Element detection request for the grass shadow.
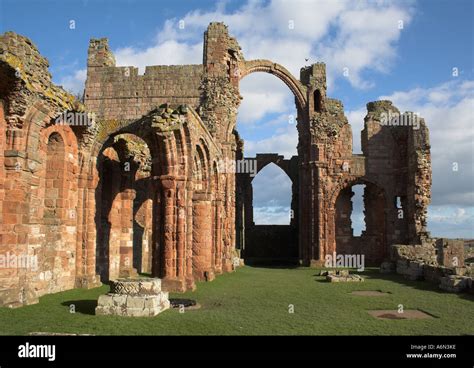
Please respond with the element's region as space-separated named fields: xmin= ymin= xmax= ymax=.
xmin=357 ymin=269 xmax=474 ymax=302
xmin=244 ymin=259 xmax=299 ymax=269
xmin=62 ymin=300 xmax=97 ymax=315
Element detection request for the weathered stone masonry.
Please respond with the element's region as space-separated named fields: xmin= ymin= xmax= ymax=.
xmin=0 ymin=22 xmax=442 ymax=307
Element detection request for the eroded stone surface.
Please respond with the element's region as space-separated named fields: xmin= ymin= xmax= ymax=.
xmin=95 ymin=278 xmax=170 ymax=317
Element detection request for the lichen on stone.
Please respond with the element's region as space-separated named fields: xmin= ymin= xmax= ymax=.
xmin=199 ymin=75 xmax=241 ymax=134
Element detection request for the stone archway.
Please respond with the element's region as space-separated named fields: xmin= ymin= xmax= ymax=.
xmin=243 ymin=162 xmax=298 ymax=264
xmin=81 ymin=109 xmax=178 ymax=285
xmin=94 ymin=134 xmax=153 ymax=281
xmin=232 ymin=62 xmax=304 ymax=265
xmin=239 ymin=60 xmax=307 ymax=112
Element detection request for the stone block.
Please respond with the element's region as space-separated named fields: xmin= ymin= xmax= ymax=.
xmin=439 ymin=275 xmax=471 ymax=293
xmin=95 ymin=278 xmax=169 ymax=317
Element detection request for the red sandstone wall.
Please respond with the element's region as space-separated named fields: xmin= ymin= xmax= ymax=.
xmin=85 ymin=42 xmax=203 ymax=121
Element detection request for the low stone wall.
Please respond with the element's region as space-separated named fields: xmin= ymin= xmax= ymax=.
xmin=439 ymin=275 xmax=473 ymax=293
xmin=392 ymin=238 xmax=465 ymax=267
xmin=389 ymin=242 xmax=473 ymax=294
xmin=465 ymin=240 xmax=474 ymax=263
xmin=391 ymin=243 xmax=437 ymax=265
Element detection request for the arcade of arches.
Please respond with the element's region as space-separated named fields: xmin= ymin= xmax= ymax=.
xmin=0 ymin=23 xmax=433 ymax=307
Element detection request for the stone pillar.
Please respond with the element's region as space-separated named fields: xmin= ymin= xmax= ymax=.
xmin=75 ymin=172 xmax=101 ymax=289
xmin=221 ymin=171 xmax=234 ymax=273
xmin=140 ymin=197 xmax=153 ymax=274
xmin=185 ymin=181 xmax=196 ymax=290
xmin=213 ymin=197 xmax=223 ymax=274
xmin=119 ymin=189 xmax=137 ymax=278
xmin=86 ymin=172 xmax=101 ymax=286
xmin=298 ymin=161 xmax=308 ymax=265
xmin=299 ymin=159 xmax=320 ymax=266
xmin=158 ymin=176 xmax=189 ymax=292
xmin=161 ymin=178 xmax=176 ymax=279
xmin=175 ymin=180 xmax=186 ymax=281
xmin=108 ymin=178 xmax=122 ymax=280
xmin=151 ymin=178 xmax=162 ymax=279
xmin=192 ymin=191 xmax=213 ymax=281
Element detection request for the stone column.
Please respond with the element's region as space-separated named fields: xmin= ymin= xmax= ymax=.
xmin=299 ymin=160 xmax=315 ymax=266
xmin=192 ymin=191 xmax=213 ymax=281
xmin=87 ymin=173 xmax=101 ymax=283
xmin=213 ymin=197 xmax=223 ymax=274
xmin=175 ymin=180 xmax=186 ymax=281
xmin=108 ymin=176 xmax=122 ymax=280
xmin=140 ymin=196 xmax=153 ymax=274
xmin=315 ymin=162 xmax=326 ymax=266
xmin=161 ymin=177 xmax=176 ymax=280
xmin=185 ymin=180 xmax=196 ymax=290
xmin=74 ymin=174 xmax=85 ymax=284
xmin=151 ymin=177 xmax=162 ymax=278
xmin=119 ymin=189 xmax=137 ymax=278
xmin=75 ymin=172 xmax=101 ymax=288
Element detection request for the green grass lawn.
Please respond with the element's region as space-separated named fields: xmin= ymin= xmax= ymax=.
xmin=1 ymin=266 xmax=473 ymax=335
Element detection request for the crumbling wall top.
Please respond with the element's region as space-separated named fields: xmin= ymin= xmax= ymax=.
xmin=366 ymin=100 xmax=400 ymax=121
xmin=300 ymin=62 xmax=326 ymax=89
xmin=87 ymin=37 xmax=116 ymax=68
xmin=0 ymin=31 xmax=80 ymax=127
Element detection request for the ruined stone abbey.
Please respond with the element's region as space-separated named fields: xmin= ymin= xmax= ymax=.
xmin=0 ymin=22 xmax=445 ymax=307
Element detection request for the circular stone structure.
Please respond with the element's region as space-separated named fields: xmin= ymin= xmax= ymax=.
xmin=95 ymin=278 xmax=170 ymax=317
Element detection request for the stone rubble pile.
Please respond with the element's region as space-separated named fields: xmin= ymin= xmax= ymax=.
xmin=322 ymin=269 xmax=365 ymax=282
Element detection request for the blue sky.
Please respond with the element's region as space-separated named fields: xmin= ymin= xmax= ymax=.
xmin=1 ymin=0 xmax=473 ymax=237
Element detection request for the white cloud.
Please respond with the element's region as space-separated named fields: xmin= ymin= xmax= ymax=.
xmin=58 ymin=69 xmax=86 ymax=96
xmin=252 ymin=162 xmax=292 ymax=224
xmin=115 ymin=41 xmax=203 ymax=74
xmin=319 ymin=5 xmax=411 ymax=89
xmin=245 ymin=124 xmax=298 ymax=158
xmin=110 ymin=0 xmax=412 ymax=89
xmin=238 ymin=73 xmax=294 ymax=124
xmin=428 ymin=205 xmax=474 ymax=238
xmin=253 ymin=206 xmax=291 ymax=225
xmin=429 ymin=207 xmax=470 ymax=224
xmin=345 ymin=107 xmax=366 ymax=153
xmin=379 ymin=79 xmax=474 ymax=208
